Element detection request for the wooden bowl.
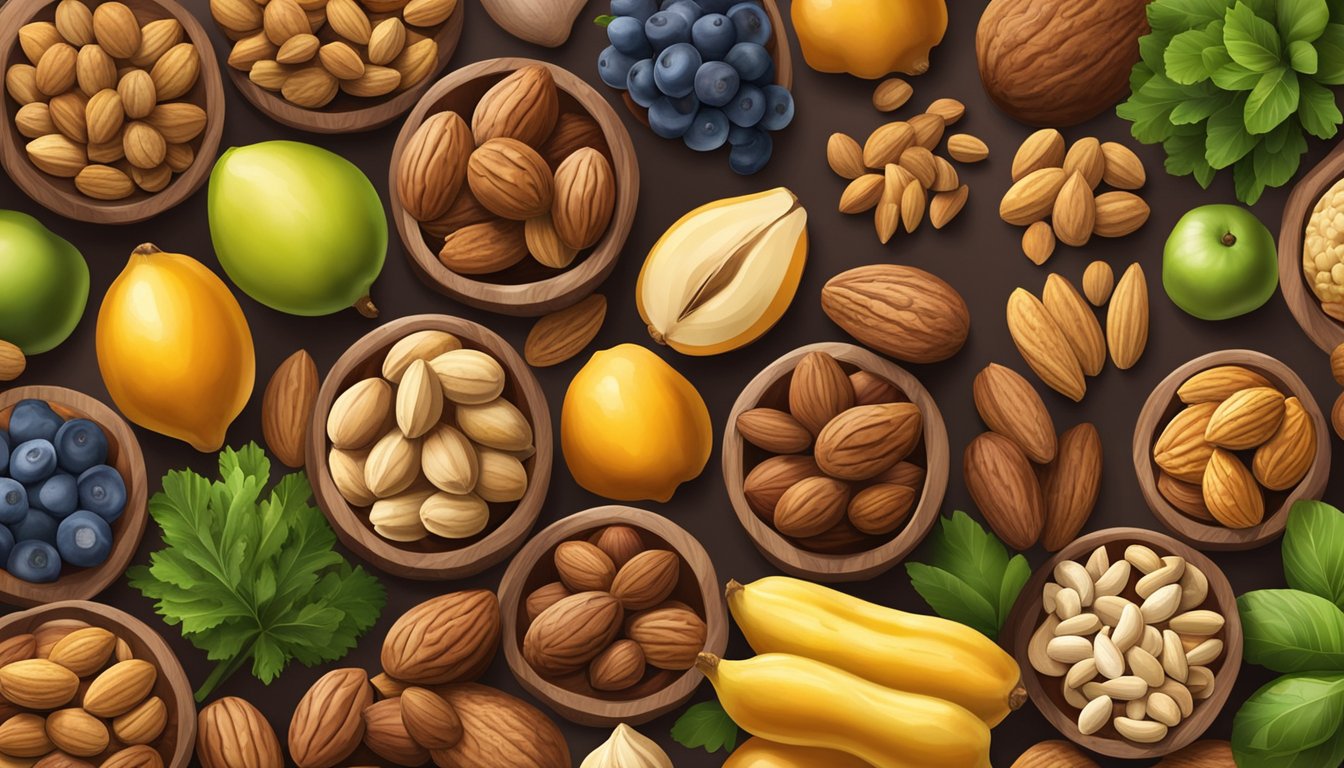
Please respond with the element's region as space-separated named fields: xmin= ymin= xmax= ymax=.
xmin=222 ymin=0 xmax=463 ymax=133
xmin=391 ymin=57 xmax=638 ymax=317
xmin=497 ymin=505 xmax=728 ymax=727
xmin=0 ymin=386 xmax=148 ymax=607
xmin=306 ymin=314 xmax=551 ymax=581
xmin=0 ymin=0 xmax=225 ymax=224
xmin=1279 ymin=139 xmax=1344 ymax=352
xmin=617 ymin=0 xmax=795 ymax=127
xmin=1004 ymin=528 xmax=1242 ymax=760
xmin=0 ymin=600 xmax=196 ymax=767
xmin=1132 ymin=349 xmax=1329 ymax=550
xmin=722 ymin=342 xmax=949 ymax=583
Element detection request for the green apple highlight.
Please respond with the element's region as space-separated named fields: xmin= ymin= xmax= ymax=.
xmin=0 ymin=210 xmax=89 ymax=355
xmin=1162 ymin=204 xmax=1278 ymax=321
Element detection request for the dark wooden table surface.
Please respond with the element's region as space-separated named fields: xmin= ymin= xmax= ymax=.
xmin=2 ymin=1 xmax=1338 ymax=765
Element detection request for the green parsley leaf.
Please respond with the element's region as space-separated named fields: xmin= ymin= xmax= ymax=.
xmin=904 ymin=511 xmax=1029 ymax=640
xmin=1166 ymin=23 xmax=1225 ymax=83
xmin=1226 ymin=1 xmax=1284 ymax=71
xmin=128 ymin=443 xmax=385 ymax=702
xmin=671 ymin=700 xmax=739 ymax=753
xmin=1277 ymin=0 xmax=1330 ymax=43
xmin=1164 ymin=123 xmax=1217 ymax=186
xmin=1244 ymin=66 xmax=1300 ymax=133
xmin=594 ymin=14 xmax=616 ymax=26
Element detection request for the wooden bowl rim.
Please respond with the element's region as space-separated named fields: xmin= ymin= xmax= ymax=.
xmin=1131 ymin=349 xmax=1330 ymax=550
xmin=0 ymin=385 xmax=148 ymax=607
xmin=223 ymin=0 xmax=464 ymax=134
xmin=391 ymin=56 xmax=639 ymax=317
xmin=1004 ymin=527 xmax=1243 ymax=759
xmin=721 ymin=342 xmax=949 ymax=582
xmin=305 ymin=313 xmax=552 ymax=580
xmin=1278 ymin=138 xmax=1344 ymax=353
xmin=497 ymin=505 xmax=728 ymax=726
xmin=0 ymin=599 xmax=196 ymax=767
xmin=0 ymin=0 xmax=226 ymax=225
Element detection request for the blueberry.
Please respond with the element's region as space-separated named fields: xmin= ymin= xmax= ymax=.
xmin=611 ymin=0 xmax=658 ymax=21
xmin=760 ymin=84 xmax=794 ymax=130
xmin=31 ymin=473 xmax=77 ymax=518
xmin=0 ymin=479 xmax=26 ymax=525
xmin=728 ymin=124 xmax=756 ymax=145
xmin=697 ymin=0 xmax=734 ymax=11
xmin=10 ymin=509 xmax=57 ymax=545
xmin=729 ymin=127 xmax=773 ymax=174
xmin=53 ymin=418 xmax=109 ymax=475
xmin=627 ymin=58 xmax=659 ymax=107
xmin=648 ymin=94 xmax=699 ymax=138
xmin=727 ymin=2 xmax=771 ymax=45
xmin=7 ymin=540 xmax=61 ymax=583
xmin=724 ymin=82 xmax=766 ymax=127
xmin=57 ymin=511 xmax=112 ymax=569
xmin=8 ymin=400 xmax=63 ymax=444
xmin=9 ymin=439 xmax=57 ymax=484
xmin=751 ymin=57 xmax=776 ymax=85
xmin=0 ymin=526 xmax=12 ymax=568
xmin=598 ymin=45 xmax=638 ymax=90
xmin=694 ymin=60 xmax=740 ymax=107
xmin=691 ymin=14 xmax=736 ymax=60
xmin=654 ymin=43 xmax=701 ymax=98
xmin=661 ymin=0 xmax=702 ymax=25
xmin=644 ymin=11 xmax=691 ymax=50
xmin=78 ymin=465 xmax=127 ymax=523
xmin=0 ymin=430 xmax=9 ymax=475
xmin=684 ymin=107 xmax=730 ymax=151
xmin=607 ymin=15 xmax=652 ymax=58
xmin=724 ymin=42 xmax=771 ymax=82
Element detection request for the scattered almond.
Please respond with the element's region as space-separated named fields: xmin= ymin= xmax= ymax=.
xmin=872 ymin=78 xmax=912 ymax=112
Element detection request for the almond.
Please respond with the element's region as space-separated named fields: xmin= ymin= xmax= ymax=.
xmin=265 ymin=0 xmax=312 ymax=43
xmin=363 ymin=698 xmax=429 ymax=767
xmin=55 ymin=0 xmax=94 ymax=45
xmin=211 ymin=0 xmax=264 ymax=36
xmin=1022 ymin=220 xmax=1056 ymax=265
xmin=74 ymin=163 xmax=134 ymax=200
xmin=439 ymin=219 xmax=528 ymax=275
xmin=85 ymin=88 xmax=124 ymax=145
xmin=383 ymin=329 xmax=461 ymax=382
xmin=523 ymin=213 xmax=578 ymax=269
xmin=1042 ymin=274 xmax=1105 ymax=376
xmin=340 ymin=65 xmax=401 ymax=97
xmin=1154 ymin=403 xmax=1218 ymax=483
xmin=908 ymin=112 xmax=945 ymax=149
xmin=131 ymin=163 xmax=171 ymax=193
xmin=736 ymin=408 xmax=812 ymax=454
xmin=849 ymin=370 xmax=904 ymax=405
xmin=316 ymin=40 xmax=364 ymax=80
xmin=20 ymin=22 xmax=64 ymax=64
xmin=34 ymin=620 xmax=88 ymax=658
xmin=47 ymin=707 xmax=108 ymax=757
xmin=554 ymin=540 xmax=616 ymax=592
xmin=288 ymin=668 xmax=371 ymax=768
xmin=367 ymin=17 xmax=406 ymax=65
xmin=6 ymin=63 xmax=44 ymax=106
xmin=1093 ymin=191 xmax=1151 ymax=237
xmin=821 ymin=264 xmax=970 ymax=364
xmin=964 ymin=431 xmax=1044 ymax=550
xmin=787 ymin=351 xmax=854 ymax=435
xmin=925 ymin=97 xmax=964 ymax=125
xmin=27 ymin=133 xmax=86 ymax=178
xmin=930 ymin=185 xmax=969 ymax=229
xmin=327 ymin=377 xmax=392 ymax=450
xmin=874 ymin=174 xmax=901 ymax=243
xmin=454 ymin=398 xmax=532 ymax=451
xmin=149 ymin=43 xmax=199 ymax=100
xmin=472 ymin=64 xmax=559 ymax=147
xmin=947 ymin=133 xmax=989 ymax=163
xmin=1107 ymin=263 xmax=1149 ymax=370
xmin=794 ymin=519 xmax=871 ymax=553
xmin=540 ymin=112 xmax=607 ymax=170
xmin=0 ymin=341 xmax=25 ymax=382
xmin=815 ymin=403 xmax=922 ymax=480
xmin=1001 ymin=167 xmax=1067 ymax=226
xmin=419 ymin=491 xmax=489 ymax=539
xmin=0 ymin=713 xmax=52 ymax=758
xmin=132 ymin=18 xmax=184 ymax=67
xmin=1204 ymin=387 xmax=1286 ymax=449
xmin=900 ymin=181 xmax=926 ymax=233
xmin=524 ymin=591 xmax=623 ymax=676
xmin=610 ymin=549 xmax=680 ymax=610
xmin=403 ymin=0 xmax=458 ymax=26
xmin=381 ymin=591 xmax=500 ymax=684
xmin=588 ymin=639 xmax=646 ymax=692
xmin=475 ymin=447 xmax=527 ymax=502
xmin=627 ymin=606 xmax=707 ymax=671
xmin=47 ymin=627 xmax=115 ymax=677
xmin=742 ymin=455 xmax=821 ymax=524
xmin=863 ymin=121 xmax=915 ymax=168
xmin=1012 ymin=740 xmax=1099 ymax=768
xmin=275 ymin=32 xmax=319 ymax=64
xmin=468 ymin=138 xmax=554 ymax=221
xmin=282 ymin=67 xmax=338 ymax=108
xmin=399 ymin=687 xmax=463 ymax=750
xmin=49 ymin=90 xmax=89 ymax=143
xmin=590 ymin=525 xmax=644 ymax=568
xmin=1082 ymin=261 xmax=1114 ymax=306
xmin=397 ymin=111 xmax=473 ymax=222
xmin=391 ymin=37 xmax=437 ymax=90
xmin=871 ymin=78 xmax=912 ymax=112
xmin=839 ymin=173 xmax=884 ymax=214
xmin=524 ymin=294 xmax=606 ymax=367
xmin=1040 ymin=423 xmax=1102 ymax=551
xmin=395 ymin=359 xmax=444 ymax=439
xmin=1158 ymin=741 xmax=1234 ymax=767
xmin=0 ymin=658 xmax=79 ymax=709
xmin=76 ymin=44 xmax=117 ymax=97
xmin=1252 ymin=396 xmax=1315 ymax=490
xmin=1203 ymin=448 xmax=1264 ymax=528
xmin=898 ymin=146 xmax=937 ymax=188
xmin=1178 ymin=365 xmax=1273 ymax=404
xmin=364 ymin=429 xmax=421 ymax=498
xmin=1101 ymin=142 xmax=1146 ymax=189
xmin=552 ymin=147 xmax=616 ymax=249
xmin=826 ymin=132 xmax=866 ymax=179
xmin=35 ymin=42 xmax=77 ymax=96
xmin=1053 ymin=172 xmax=1095 ymax=247
xmin=123 ymin=120 xmax=166 ymax=169
xmin=101 ymin=745 xmax=165 ymax=768
xmin=261 ymin=349 xmax=318 ymax=468
xmin=1063 ymin=138 xmax=1106 ymax=188
xmin=1012 ymin=129 xmax=1066 ymax=181
xmin=113 ymin=696 xmax=167 ymax=745
xmin=973 ymin=362 xmax=1056 ymax=463
xmin=877 ymin=461 xmax=925 ymax=488
xmin=847 ymin=483 xmax=916 ymax=535
xmin=1007 ymin=288 xmax=1086 ymax=402
xmin=429 ymin=348 xmax=505 ymax=404
xmin=15 ymin=102 xmax=56 ymax=139
xmin=1158 ymin=472 xmax=1215 ymax=522
xmin=773 ymin=476 xmax=850 ymax=537
xmin=82 ymin=659 xmax=155 ymax=717
xmin=117 ymin=70 xmax=156 ymax=119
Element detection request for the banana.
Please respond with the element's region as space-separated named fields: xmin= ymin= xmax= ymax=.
xmin=698 ymin=653 xmax=992 ymax=768
xmin=723 ymin=737 xmax=874 ymax=768
xmin=726 ymin=576 xmax=1025 ymax=726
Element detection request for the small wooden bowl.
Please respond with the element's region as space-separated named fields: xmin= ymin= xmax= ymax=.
xmin=1279 ymin=139 xmax=1344 ymax=352
xmin=1132 ymin=349 xmax=1330 ymax=550
xmin=0 ymin=0 xmax=225 ymax=224
xmin=617 ymin=0 xmax=795 ymax=127
xmin=0 ymin=600 xmax=196 ymax=767
xmin=497 ymin=505 xmax=728 ymax=727
xmin=722 ymin=342 xmax=949 ymax=583
xmin=1004 ymin=528 xmax=1242 ymax=760
xmin=391 ymin=57 xmax=638 ymax=317
xmin=307 ymin=314 xmax=551 ymax=581
xmin=223 ymin=0 xmax=463 ymax=133
xmin=0 ymin=386 xmax=148 ymax=608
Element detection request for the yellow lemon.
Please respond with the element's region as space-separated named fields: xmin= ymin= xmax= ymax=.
xmin=561 ymin=344 xmax=711 ymax=502
xmin=96 ymin=243 xmax=255 ymax=452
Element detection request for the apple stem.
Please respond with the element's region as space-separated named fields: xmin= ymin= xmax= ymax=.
xmin=354 ymin=295 xmax=379 ymax=318
xmin=1222 ymin=233 xmax=1237 ymax=247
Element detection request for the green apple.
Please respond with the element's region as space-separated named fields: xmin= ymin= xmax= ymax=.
xmin=208 ymin=141 xmax=387 ymax=317
xmin=1162 ymin=204 xmax=1278 ymax=321
xmin=0 ymin=210 xmax=89 ymax=354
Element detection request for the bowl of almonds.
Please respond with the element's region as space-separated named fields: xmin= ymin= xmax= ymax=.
xmin=0 ymin=0 xmax=224 ymax=224
xmin=0 ymin=599 xmax=195 ymax=767
xmin=722 ymin=342 xmax=949 ymax=583
xmin=497 ymin=505 xmax=728 ymax=727
xmin=306 ymin=313 xmax=552 ymax=580
xmin=1133 ymin=349 xmax=1329 ymax=550
xmin=212 ymin=0 xmax=462 ymax=132
xmin=390 ymin=57 xmax=638 ymax=316
xmin=1007 ymin=528 xmax=1242 ymax=759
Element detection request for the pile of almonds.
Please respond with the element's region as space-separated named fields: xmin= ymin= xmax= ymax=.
xmin=396 ymin=65 xmax=617 ymax=278
xmin=325 ymin=328 xmax=533 ymax=545
xmin=966 ymin=363 xmax=1101 ymax=552
xmin=0 ymin=619 xmax=171 ymax=766
xmin=827 ymin=95 xmax=983 ymax=240
xmin=215 ymin=0 xmax=450 ymax=107
xmin=523 ymin=525 xmax=708 ymax=693
xmin=1153 ymin=365 xmax=1317 ymax=528
xmin=1028 ymin=544 xmax=1226 ymax=745
xmin=1007 ymin=264 xmax=1149 ymax=402
xmin=9 ymin=0 xmax=208 ymax=200
xmin=740 ymin=351 xmax=926 ymax=552
xmin=1001 ymin=129 xmax=1150 ymax=264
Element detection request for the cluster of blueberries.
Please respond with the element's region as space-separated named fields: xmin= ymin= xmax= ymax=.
xmin=0 ymin=400 xmax=126 ymax=583
xmin=598 ymin=0 xmax=795 ymax=174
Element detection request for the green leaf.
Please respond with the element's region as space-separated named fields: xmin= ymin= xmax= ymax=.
xmin=1118 ymin=73 xmax=1187 ymax=143
xmin=998 ymin=555 xmax=1031 ymax=624
xmin=1226 ymin=1 xmax=1285 ymax=71
xmin=1166 ymin=23 xmax=1226 ymax=83
xmin=1170 ymin=81 xmax=1233 ymax=123
xmin=1252 ymin=124 xmax=1308 ymax=186
xmin=904 ymin=511 xmax=1028 ymax=639
xmin=1284 ymin=500 xmax=1344 ymax=607
xmin=1299 ymin=78 xmax=1344 ymax=137
xmin=1316 ymin=24 xmax=1344 ymax=83
xmin=1234 ymin=155 xmax=1268 ymax=203
xmin=1290 ymin=39 xmax=1321 ymax=72
xmin=1149 ymin=0 xmax=1236 ymax=34
xmin=671 ymin=701 xmax=739 ymax=754
xmin=1213 ymin=59 xmax=1265 ymax=89
xmin=1164 ymin=124 xmax=1218 ymax=185
xmin=1239 ymin=590 xmax=1344 ymax=672
xmin=1277 ymin=0 xmax=1330 ymax=42
xmin=907 ymin=564 xmax=1000 ymax=638
xmin=1245 ymin=66 xmax=1300 ymax=133
xmin=594 ymin=14 xmax=616 ymax=26
xmin=1207 ymin=96 xmax=1259 ymax=166
xmin=1232 ymin=672 xmax=1344 ymax=763
xmin=1140 ymin=30 xmax=1174 ymax=74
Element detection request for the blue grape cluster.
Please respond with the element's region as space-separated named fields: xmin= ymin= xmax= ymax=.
xmin=598 ymin=0 xmax=795 ymax=175
xmin=0 ymin=399 xmax=123 ymax=583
